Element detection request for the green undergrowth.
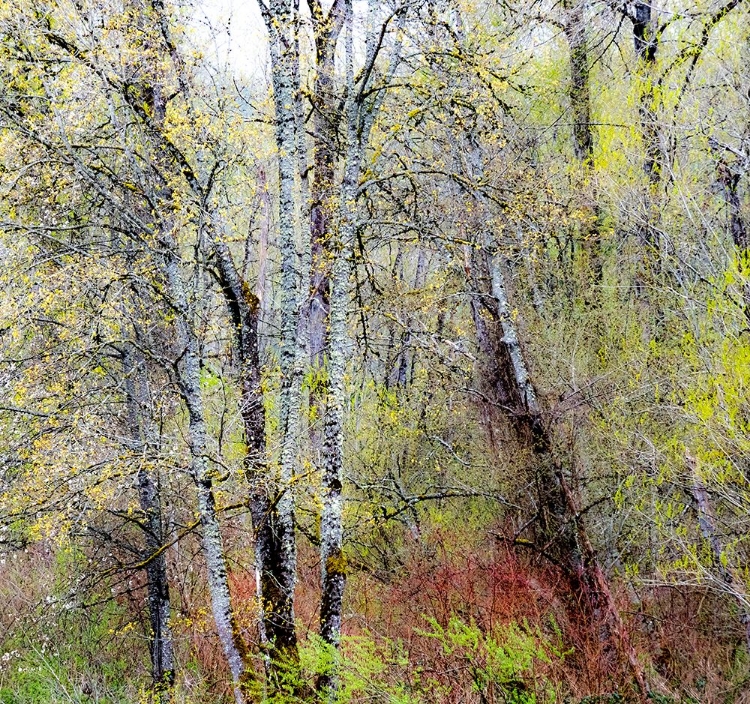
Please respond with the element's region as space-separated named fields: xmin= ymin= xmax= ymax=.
xmin=252 ymin=615 xmax=568 ymax=704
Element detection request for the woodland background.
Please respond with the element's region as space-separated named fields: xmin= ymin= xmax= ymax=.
xmin=0 ymin=0 xmax=749 ymax=702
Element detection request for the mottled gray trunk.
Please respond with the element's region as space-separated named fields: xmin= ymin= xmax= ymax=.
xmin=255 ymin=167 xmax=271 ymax=317
xmin=317 ymin=2 xmax=406 ymax=677
xmin=308 ymin=0 xmax=345 ymax=363
xmin=292 ymin=4 xmax=314 ymax=470
xmin=294 ymin=14 xmax=312 ymax=319
xmin=467 ymin=248 xmax=520 ymax=432
xmin=163 ymin=248 xmax=248 ymax=704
xmin=123 ymin=345 xmax=175 ymax=700
xmin=140 ymin=21 xmax=249 ymax=691
xmin=308 ymin=0 xmax=346 ymax=470
xmin=317 ymin=2 xmax=357 ymax=694
xmin=263 ymin=0 xmax=304 ymax=667
xmin=43 ymin=1 xmax=249 ymax=694
xmin=108 ymin=75 xmax=175 ymax=699
xmin=139 ymin=468 xmax=174 ymax=701
xmin=487 ymin=254 xmax=581 ymax=559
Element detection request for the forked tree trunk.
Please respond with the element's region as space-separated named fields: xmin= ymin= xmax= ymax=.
xmin=144 ymin=39 xmax=249 ymax=699
xmin=99 ymin=33 xmax=247 ymax=693
xmin=209 ymin=223 xmax=298 ymax=668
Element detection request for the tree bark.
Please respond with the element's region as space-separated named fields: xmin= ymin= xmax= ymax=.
xmin=563 ymin=0 xmax=602 ymax=286
xmin=564 ymin=0 xmax=593 ymax=163
xmin=318 ymin=3 xmax=356 ymax=693
xmin=255 ymin=167 xmax=271 ymax=317
xmin=307 ymin=0 xmax=347 ymax=476
xmin=209 ymin=221 xmax=299 ymax=669
xmin=308 ymin=0 xmax=346 ymax=372
xmin=633 ymin=2 xmax=661 ymax=189
xmin=259 ymin=0 xmax=306 ymax=672
xmin=163 ymin=247 xmax=249 ymax=704
xmin=123 ymin=343 xmax=175 ymax=701
xmin=485 ymin=253 xmax=648 ymax=697
xmin=92 ymin=26 xmax=249 ymax=693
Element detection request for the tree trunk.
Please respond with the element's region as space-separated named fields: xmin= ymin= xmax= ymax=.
xmin=317 ymin=2 xmax=361 ymax=695
xmin=563 ymin=0 xmax=602 ymax=286
xmin=624 ymin=1 xmax=664 ymax=300
xmin=123 ymin=344 xmax=175 ymax=701
xmin=462 ymin=113 xmax=647 ymax=690
xmin=163 ymin=247 xmax=249 ymax=704
xmin=564 ymin=0 xmax=592 ymax=163
xmin=97 ymin=29 xmax=247 ymax=693
xmin=209 ymin=221 xmax=300 ymax=670
xmin=484 ymin=252 xmax=648 ymax=697
xmin=259 ymin=0 xmax=306 ymax=674
xmin=714 ymin=154 xmax=750 ymax=318
xmin=255 ymin=167 xmax=271 ymax=317
xmin=308 ymin=0 xmax=345 ymax=368
xmin=308 ymin=0 xmax=347 ymax=463
xmin=633 ymin=1 xmax=660 ymax=189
